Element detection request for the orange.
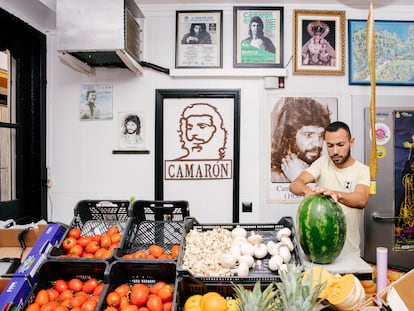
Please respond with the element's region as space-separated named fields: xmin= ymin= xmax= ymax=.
xmin=200 ymin=292 xmax=227 ymax=311
xmin=183 ymin=294 xmax=202 ymax=311
xmin=184 ymin=307 xmax=202 ymax=311
xmin=227 ymin=299 xmax=240 ymax=311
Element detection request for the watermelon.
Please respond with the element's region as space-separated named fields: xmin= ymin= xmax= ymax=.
xmin=296 ymin=194 xmax=346 ymax=264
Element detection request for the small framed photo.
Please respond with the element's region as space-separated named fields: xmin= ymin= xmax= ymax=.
xmin=293 ymin=10 xmax=345 ymax=75
xmin=175 ymin=10 xmax=223 ymax=68
xmin=117 ymin=111 xmax=146 ymax=150
xmin=233 ymin=6 xmax=284 ymax=68
xmin=349 ymin=19 xmax=414 ymax=86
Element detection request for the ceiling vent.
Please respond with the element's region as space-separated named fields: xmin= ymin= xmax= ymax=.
xmin=56 ymin=0 xmax=144 ymax=74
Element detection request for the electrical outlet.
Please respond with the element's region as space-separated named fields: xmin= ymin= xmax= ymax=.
xmin=242 ymin=201 xmax=253 ymax=213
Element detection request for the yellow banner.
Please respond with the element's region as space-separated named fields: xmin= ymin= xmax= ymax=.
xmin=367 ymin=0 xmax=377 ymax=194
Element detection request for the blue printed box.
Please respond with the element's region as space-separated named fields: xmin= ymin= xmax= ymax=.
xmin=0 ymin=276 xmax=32 ymax=311
xmin=14 ymin=223 xmax=66 ymax=283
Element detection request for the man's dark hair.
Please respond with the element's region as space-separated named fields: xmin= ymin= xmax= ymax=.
xmin=190 ymin=23 xmax=207 ymax=34
xmin=123 ymin=114 xmax=141 ymax=135
xmin=271 ymin=97 xmax=331 ymax=169
xmin=326 ymin=121 xmax=351 ymax=139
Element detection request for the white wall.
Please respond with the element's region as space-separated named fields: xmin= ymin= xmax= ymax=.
xmin=3 ymin=1 xmax=414 ymax=225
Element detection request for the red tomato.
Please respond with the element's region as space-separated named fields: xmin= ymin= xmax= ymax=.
xmin=39 ymin=301 xmax=59 ymax=311
xmin=106 ymin=226 xmax=120 ymax=236
xmin=81 ymin=277 xmax=98 ymax=294
xmin=170 ymin=244 xmax=180 ymax=258
xmin=162 ymin=301 xmax=172 ymax=311
xmin=130 ymin=284 xmax=150 ymax=307
xmin=68 ymin=228 xmax=81 ymax=239
xmin=92 ymin=283 xmax=105 ymax=296
xmin=157 ymin=286 xmax=173 ymax=303
xmin=111 ymin=233 xmax=122 ymax=244
xmin=92 ymin=234 xmax=102 ymax=242
xmin=85 ymin=241 xmax=100 ymax=254
xmin=149 ymin=281 xmax=166 ymax=295
xmin=25 ymin=303 xmax=40 ymax=311
xmin=70 ymin=294 xmax=88 ymax=308
xmin=138 ymin=308 xmax=150 ymax=311
xmin=46 ymin=288 xmax=59 ymax=302
xmin=62 ymin=237 xmax=77 ymax=251
xmin=106 ymin=292 xmax=121 ymax=307
xmin=100 ymin=234 xmax=112 ymax=249
xmin=59 ymin=289 xmax=74 ymax=302
xmin=114 ymin=284 xmax=131 ymax=297
xmin=103 ymin=307 xmax=118 ymax=311
xmin=77 ymin=236 xmax=93 ymax=248
xmin=68 ymin=278 xmax=84 ymax=292
xmin=81 ymin=299 xmax=97 ymax=311
xmin=133 ymin=250 xmax=147 ymax=259
xmin=69 ymin=244 xmax=84 ymax=257
xmin=148 ymin=245 xmax=164 ymax=258
xmin=54 ymin=279 xmax=68 ymax=293
xmin=123 ymin=306 xmax=139 ymax=311
xmin=119 ymin=296 xmax=130 ymax=309
xmin=54 ymin=305 xmax=69 ymax=311
xmin=34 ymin=289 xmax=49 ymax=305
xmin=146 ymin=295 xmax=163 ymax=311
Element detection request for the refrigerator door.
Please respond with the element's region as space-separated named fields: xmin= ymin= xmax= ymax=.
xmin=363 ymin=107 xmax=414 ymax=271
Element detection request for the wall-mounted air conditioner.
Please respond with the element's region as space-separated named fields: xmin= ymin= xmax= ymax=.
xmin=56 ymin=0 xmax=144 ymax=74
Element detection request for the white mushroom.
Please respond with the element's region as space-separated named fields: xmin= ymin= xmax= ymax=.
xmin=266 ymin=240 xmax=281 ymax=256
xmin=240 ymin=242 xmax=255 ymax=256
xmin=279 ymin=245 xmax=292 ymax=263
xmin=238 ymin=254 xmax=255 ymax=268
xmin=253 ymin=243 xmax=268 ymax=259
xmin=268 ymin=255 xmax=284 ymax=271
xmin=281 ymin=236 xmax=294 ymax=252
xmin=232 ymin=226 xmax=247 ymax=239
xmin=276 ymin=227 xmax=292 ymax=241
xmin=247 ymin=231 xmax=263 ymax=245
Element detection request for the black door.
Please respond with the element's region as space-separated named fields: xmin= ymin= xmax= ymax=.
xmin=0 ymin=8 xmax=47 ymax=223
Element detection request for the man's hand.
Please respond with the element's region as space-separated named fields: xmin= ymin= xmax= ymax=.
xmin=281 ymin=153 xmax=309 ymax=181
xmin=312 ymin=186 xmax=339 ymax=203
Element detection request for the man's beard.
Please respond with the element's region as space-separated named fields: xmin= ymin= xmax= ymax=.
xmin=296 ymin=147 xmax=322 ymax=165
xmin=331 ymin=149 xmax=351 ymax=165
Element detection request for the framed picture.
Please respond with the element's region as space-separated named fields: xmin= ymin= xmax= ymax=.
xmin=79 ymin=84 xmax=113 ymax=120
xmin=117 ymin=111 xmax=146 ymax=150
xmin=175 ymin=10 xmax=223 ymax=68
xmin=233 ymin=6 xmax=284 ymax=68
xmin=155 ymin=89 xmax=240 ymax=222
xmin=267 ymin=95 xmax=338 ymax=202
xmin=293 ymin=10 xmax=345 ymax=75
xmin=349 ymin=19 xmax=414 ymax=86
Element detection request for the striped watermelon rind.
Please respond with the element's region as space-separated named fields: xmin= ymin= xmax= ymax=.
xmin=297 ymin=194 xmax=346 ymax=264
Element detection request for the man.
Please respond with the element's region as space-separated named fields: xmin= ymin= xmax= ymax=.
xmin=289 ymin=121 xmax=371 ymax=257
xmin=181 ymin=23 xmax=212 ymax=44
xmin=119 ymin=114 xmax=143 ymax=148
xmin=271 ymin=97 xmax=331 ymax=182
xmin=176 ymin=103 xmax=227 ymax=160
xmin=242 ymin=16 xmax=275 ymax=54
xmin=80 ymin=89 xmax=100 ymax=120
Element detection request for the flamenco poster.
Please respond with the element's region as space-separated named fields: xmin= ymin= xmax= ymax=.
xmin=394 ymin=110 xmax=414 ymax=251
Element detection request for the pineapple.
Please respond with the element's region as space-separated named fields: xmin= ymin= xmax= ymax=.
xmin=233 ymin=281 xmax=277 ymax=311
xmin=274 ymin=263 xmax=327 ymax=311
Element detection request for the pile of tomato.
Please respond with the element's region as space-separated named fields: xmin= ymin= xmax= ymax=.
xmin=121 ymin=244 xmax=180 ymax=260
xmin=25 ymin=277 xmax=104 ymax=311
xmin=60 ymin=226 xmax=122 ymax=258
xmin=103 ymin=281 xmax=174 ymax=311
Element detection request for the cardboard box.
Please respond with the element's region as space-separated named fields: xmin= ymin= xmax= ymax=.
xmin=379 ymin=268 xmax=414 ymax=311
xmin=0 ymin=276 xmax=32 ymax=311
xmin=0 ymin=224 xmax=47 ymax=293
xmin=14 ymin=223 xmax=66 ymax=283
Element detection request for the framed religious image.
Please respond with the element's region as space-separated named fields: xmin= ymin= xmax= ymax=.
xmin=175 ymin=10 xmax=223 ymax=68
xmin=349 ymin=19 xmax=414 ymax=86
xmin=117 ymin=111 xmax=146 ymax=150
xmin=293 ymin=10 xmax=345 ymax=75
xmin=267 ymin=95 xmax=338 ymax=203
xmin=233 ymin=6 xmax=284 ymax=68
xmin=155 ymin=89 xmax=240 ymax=223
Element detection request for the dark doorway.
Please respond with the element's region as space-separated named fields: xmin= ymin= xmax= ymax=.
xmin=0 ymin=8 xmax=47 ymax=223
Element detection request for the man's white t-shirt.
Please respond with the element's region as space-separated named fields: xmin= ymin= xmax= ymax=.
xmin=305 ymin=156 xmax=370 ymax=257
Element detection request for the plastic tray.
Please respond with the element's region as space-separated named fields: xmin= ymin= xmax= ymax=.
xmin=177 ymin=216 xmax=302 ymax=283
xmin=97 ymin=260 xmax=177 ymax=311
xmin=115 ymin=200 xmax=189 ymax=260
xmin=21 ymin=259 xmax=108 ymax=308
xmin=48 ymin=200 xmax=130 ymax=261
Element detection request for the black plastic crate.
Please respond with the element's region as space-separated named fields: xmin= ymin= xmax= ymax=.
xmin=177 ymin=216 xmax=302 ymax=283
xmin=21 ymin=259 xmax=108 ymax=309
xmin=173 ymin=276 xmax=275 ymax=311
xmin=48 ymin=200 xmax=130 ymax=261
xmin=97 ymin=260 xmax=177 ymax=311
xmin=115 ymin=200 xmax=189 ymax=260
